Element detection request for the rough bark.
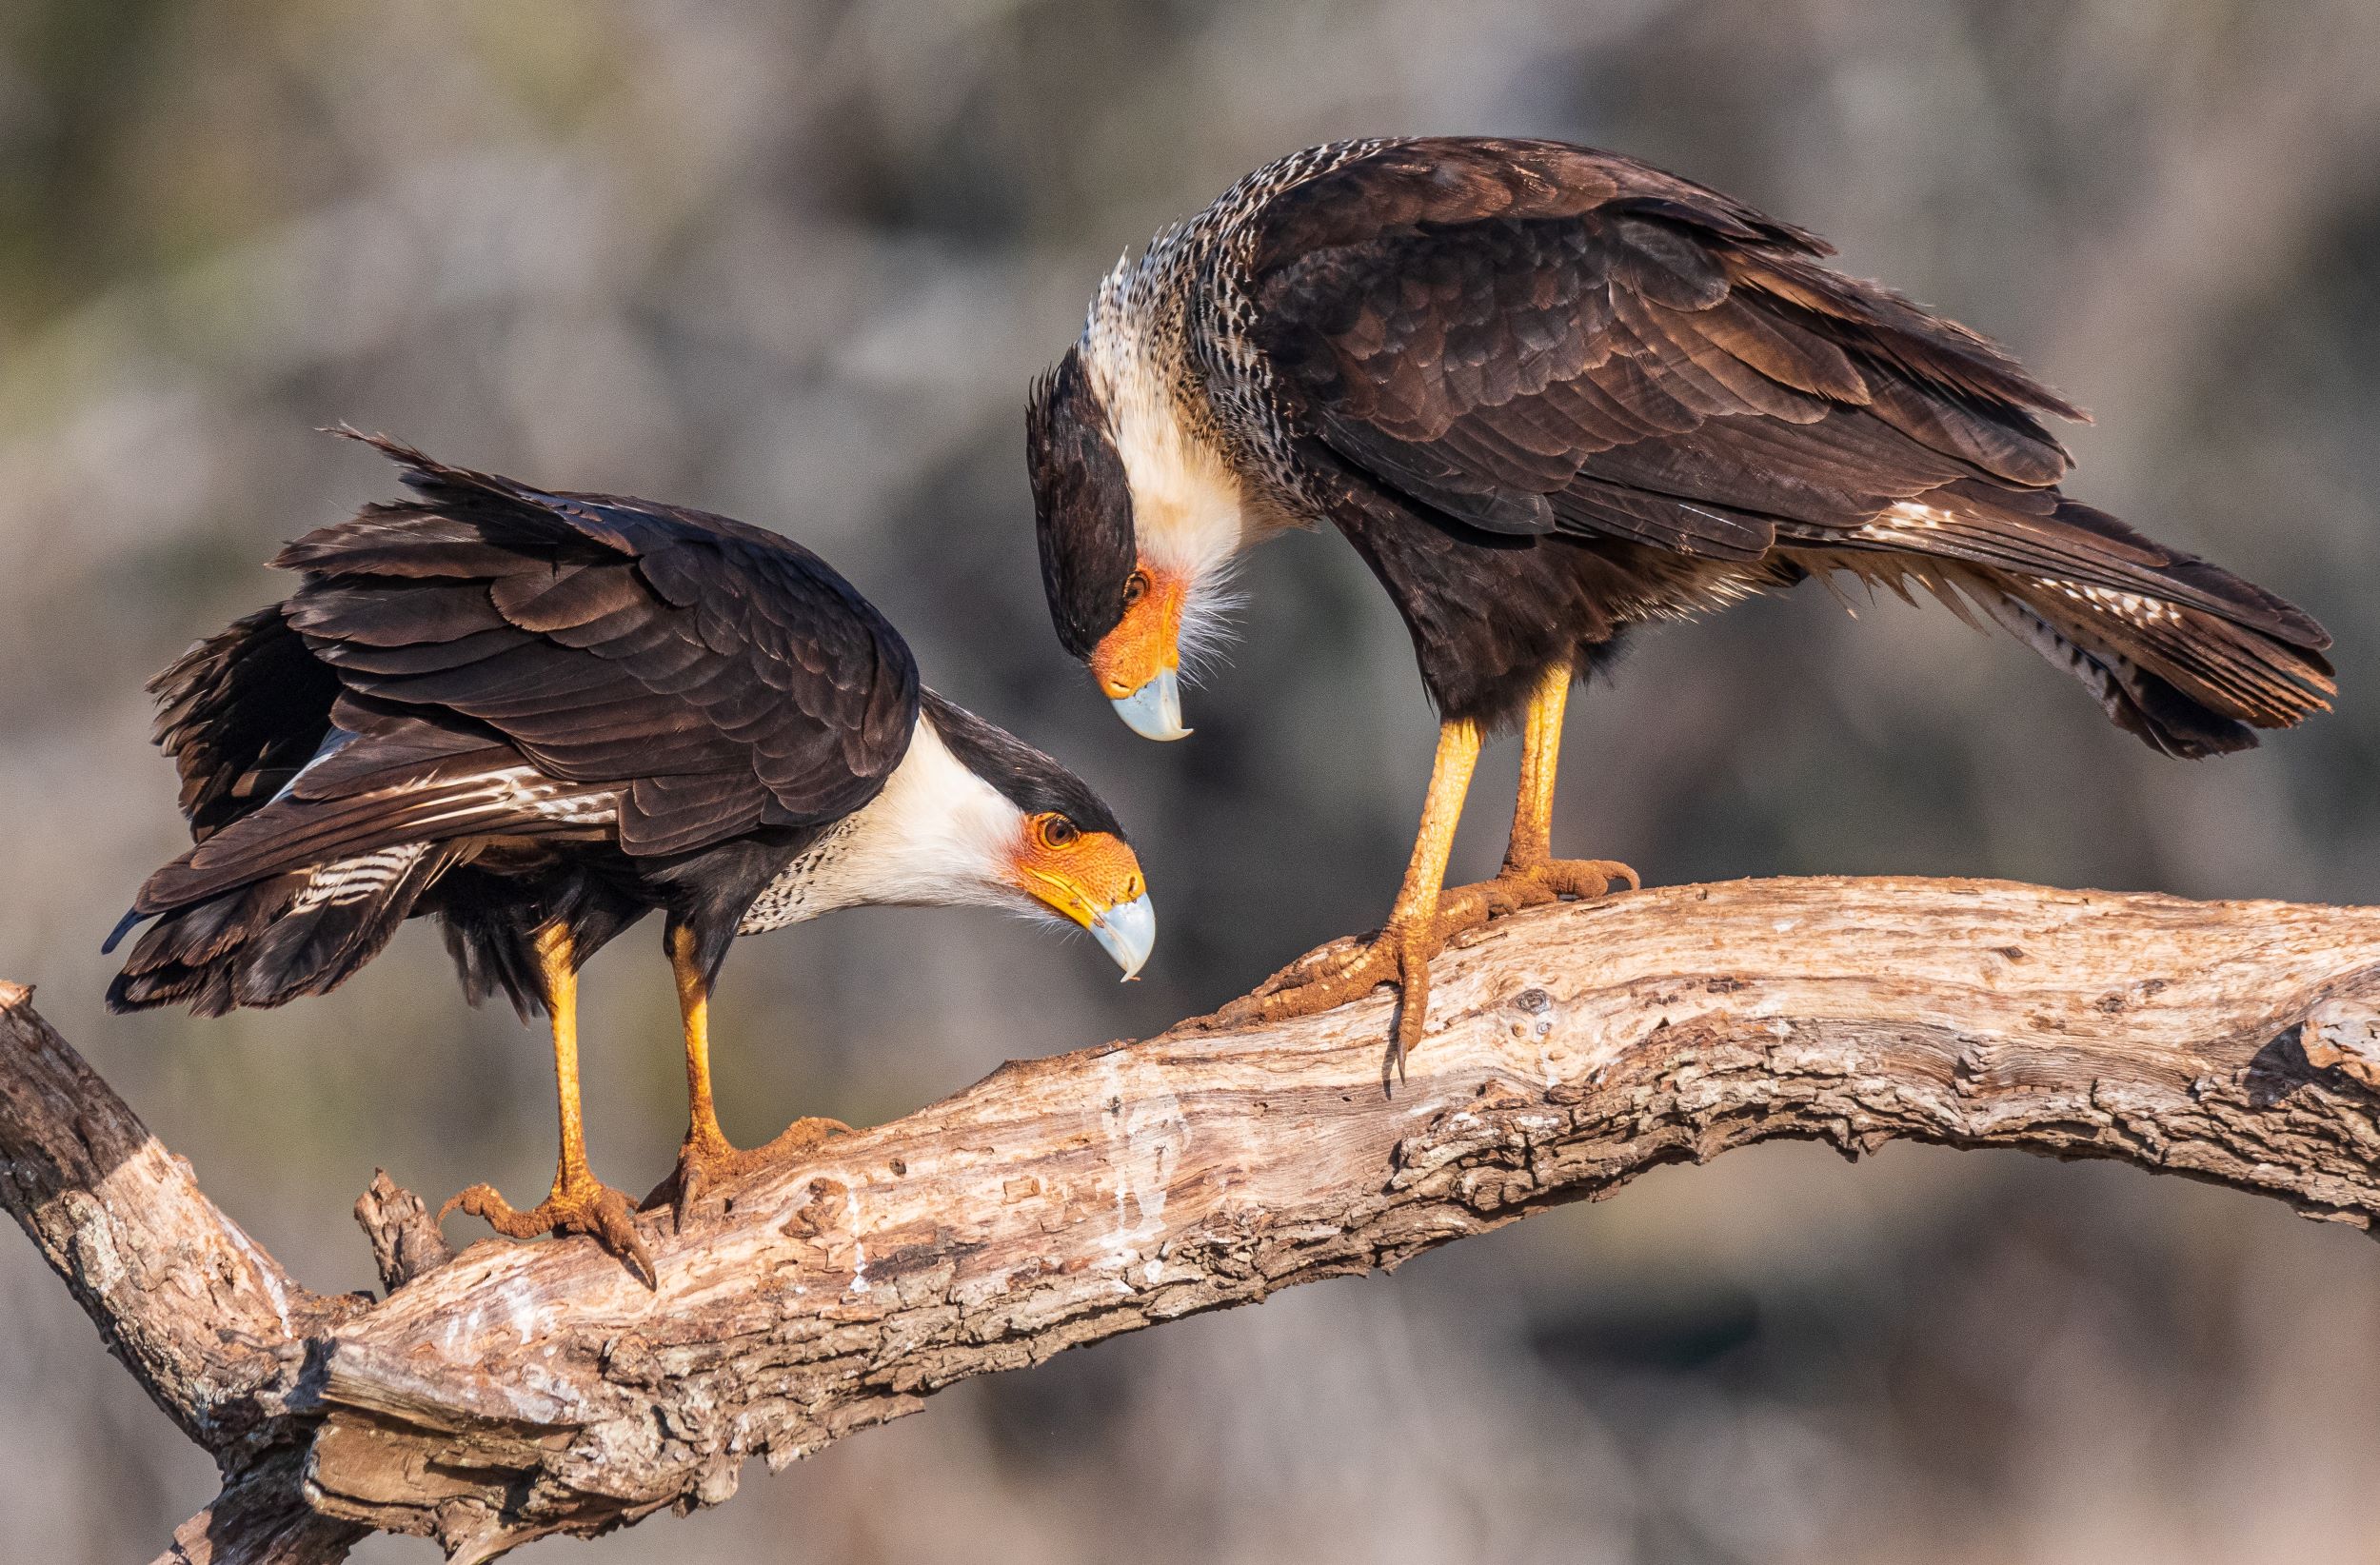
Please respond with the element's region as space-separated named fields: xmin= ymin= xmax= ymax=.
xmin=7 ymin=878 xmax=2380 ymax=1562
xmin=354 ymin=1169 xmax=455 ymax=1295
xmin=0 ymin=980 xmax=369 ymax=1564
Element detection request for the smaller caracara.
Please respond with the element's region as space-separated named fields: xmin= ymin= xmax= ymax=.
xmin=109 ymin=435 xmax=1153 ymax=1279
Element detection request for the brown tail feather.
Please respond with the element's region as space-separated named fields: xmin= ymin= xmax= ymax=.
xmin=107 ymin=842 xmax=461 ymax=1016
xmin=1975 ymin=589 xmax=2258 ymax=759
xmin=149 ymin=606 xmax=342 ymax=842
xmin=1785 ymin=541 xmax=2332 ymax=760
xmin=2005 ymin=573 xmax=2332 ymax=729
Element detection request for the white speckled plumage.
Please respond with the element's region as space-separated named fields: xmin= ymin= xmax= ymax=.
xmin=1074 ymin=139 xmax=1396 ymax=658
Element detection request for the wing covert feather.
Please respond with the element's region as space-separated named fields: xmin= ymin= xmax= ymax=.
xmin=1234 ymin=137 xmax=2327 ymax=736
xmin=273 ymin=438 xmax=920 ymax=857
xmin=1247 ymin=137 xmax=2085 ymax=561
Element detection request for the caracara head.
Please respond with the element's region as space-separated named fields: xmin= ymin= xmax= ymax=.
xmin=1029 ymin=346 xmax=1240 ymax=743
xmin=840 ymin=692 xmax=1154 ymax=979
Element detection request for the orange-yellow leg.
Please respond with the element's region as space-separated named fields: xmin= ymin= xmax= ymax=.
xmin=645 ymin=923 xmax=846 ymax=1229
xmin=1216 ymin=718 xmax=1494 ymax=1069
xmin=1472 ymin=662 xmax=1638 ymax=914
xmin=441 ymin=924 xmax=654 ymax=1283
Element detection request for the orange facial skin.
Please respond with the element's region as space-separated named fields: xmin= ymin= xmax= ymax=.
xmin=1088 ymin=565 xmax=1187 ymax=700
xmin=1008 ymin=812 xmax=1146 ymax=928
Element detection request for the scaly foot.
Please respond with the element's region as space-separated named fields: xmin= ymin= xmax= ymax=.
xmin=441 ymin=1169 xmax=655 ymax=1285
xmin=1470 ymin=856 xmax=1640 ymax=919
xmin=1210 ymin=886 xmax=1497 ymax=1071
xmin=645 ymin=1116 xmax=850 ymax=1230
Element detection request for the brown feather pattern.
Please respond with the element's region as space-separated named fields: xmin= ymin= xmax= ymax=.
xmin=1225 ymin=137 xmax=2330 ymax=746
xmin=109 ymin=434 xmax=923 ymax=1016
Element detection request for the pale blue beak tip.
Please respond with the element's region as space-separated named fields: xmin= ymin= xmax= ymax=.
xmin=1109 ymin=669 xmax=1191 ymax=742
xmin=1089 ymin=893 xmax=1157 ymax=981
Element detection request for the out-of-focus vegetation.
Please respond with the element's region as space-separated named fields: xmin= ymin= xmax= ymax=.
xmin=4 ymin=3 xmax=2379 ymax=1560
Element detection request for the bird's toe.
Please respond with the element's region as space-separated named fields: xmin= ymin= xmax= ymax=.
xmin=647 ymin=1130 xmax=732 ymax=1230
xmin=1539 ymin=858 xmax=1640 ymax=899
xmin=443 ymin=1174 xmax=656 ymax=1284
xmin=1200 ymin=905 xmax=1483 ymax=1080
xmin=570 ymin=1185 xmax=656 ymax=1285
xmin=654 ymin=1118 xmax=852 ymax=1231
xmin=1485 ymin=857 xmax=1640 ymax=905
xmin=439 ymin=1181 xmax=539 ymax=1238
xmin=545 ymin=1176 xmax=656 ymax=1284
xmin=755 ymin=1116 xmax=852 ymax=1161
xmin=1474 ymin=878 xmax=1545 ymax=919
xmin=1384 ymin=914 xmax=1466 ymax=1074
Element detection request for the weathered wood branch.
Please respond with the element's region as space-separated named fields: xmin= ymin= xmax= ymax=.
xmin=0 ymin=980 xmax=369 ymax=1563
xmin=9 ymin=878 xmax=2380 ymax=1563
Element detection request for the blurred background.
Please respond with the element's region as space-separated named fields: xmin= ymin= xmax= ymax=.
xmin=4 ymin=1 xmax=2380 ymax=1560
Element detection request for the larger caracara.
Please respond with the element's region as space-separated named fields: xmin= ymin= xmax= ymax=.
xmin=109 ymin=436 xmax=1154 ymax=1278
xmin=1029 ymin=136 xmax=2330 ymax=1061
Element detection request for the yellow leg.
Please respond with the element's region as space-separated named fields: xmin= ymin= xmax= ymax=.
xmin=1478 ymin=663 xmax=1639 ymax=910
xmin=1393 ymin=717 xmax=1483 ymax=923
xmin=440 ymin=924 xmax=655 ymax=1283
xmin=1216 ymin=720 xmax=1491 ymax=1071
xmin=673 ymin=924 xmax=725 ymax=1155
xmin=545 ymin=924 xmax=593 ymax=1195
xmin=1507 ymin=662 xmax=1570 ymax=868
xmin=648 ymin=923 xmax=848 ymax=1228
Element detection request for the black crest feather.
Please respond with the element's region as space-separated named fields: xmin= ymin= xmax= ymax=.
xmin=921 ymin=690 xmax=1124 ymax=839
xmin=1028 ymin=347 xmax=1137 ymax=662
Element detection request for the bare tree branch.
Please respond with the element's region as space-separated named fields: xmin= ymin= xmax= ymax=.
xmin=156 ymin=1448 xmax=365 ymax=1565
xmin=0 ymin=980 xmax=369 ymax=1564
xmin=353 ymin=1170 xmax=455 ymax=1295
xmin=8 ymin=878 xmax=2380 ymax=1562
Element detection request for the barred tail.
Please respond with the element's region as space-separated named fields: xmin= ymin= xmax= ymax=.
xmin=1791 ymin=490 xmax=2334 ymax=760
xmin=1983 ymin=566 xmax=2333 ymax=760
xmin=106 ymin=842 xmax=459 ymax=1016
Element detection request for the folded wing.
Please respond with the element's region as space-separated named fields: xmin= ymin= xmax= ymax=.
xmin=126 ymin=436 xmax=921 ymax=920
xmin=1244 ymin=137 xmax=2331 ymax=752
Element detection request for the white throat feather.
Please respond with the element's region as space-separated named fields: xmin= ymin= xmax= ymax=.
xmin=737 ymin=712 xmax=1031 ymax=933
xmin=1081 ymin=261 xmax=1257 ymax=683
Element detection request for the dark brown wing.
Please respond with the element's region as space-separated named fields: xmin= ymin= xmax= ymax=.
xmin=147 ymin=605 xmax=342 ymax=842
xmin=127 ymin=714 xmax=550 ymax=913
xmin=1241 ymin=137 xmax=2330 ymax=749
xmin=270 ymin=436 xmax=919 ymax=858
xmin=1245 ymin=138 xmax=2322 ymax=635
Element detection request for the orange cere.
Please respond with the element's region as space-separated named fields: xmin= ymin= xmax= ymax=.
xmin=1009 ymin=813 xmax=1145 ymax=924
xmin=1089 ymin=565 xmax=1186 ymax=699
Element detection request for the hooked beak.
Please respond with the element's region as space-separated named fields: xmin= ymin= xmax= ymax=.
xmin=1086 ymin=893 xmax=1157 ymax=980
xmin=1110 ymin=668 xmax=1191 ymax=742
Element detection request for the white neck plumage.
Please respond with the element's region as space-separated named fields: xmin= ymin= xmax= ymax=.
xmin=736 ymin=712 xmax=1030 ymax=934
xmin=1087 ymin=338 xmax=1254 ymax=677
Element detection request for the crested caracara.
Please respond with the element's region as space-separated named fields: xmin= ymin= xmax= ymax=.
xmin=1029 ymin=136 xmax=2330 ymax=1062
xmin=109 ymin=435 xmax=1154 ymax=1278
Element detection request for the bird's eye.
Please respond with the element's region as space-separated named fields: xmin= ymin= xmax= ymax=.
xmin=1121 ymin=570 xmax=1149 ymax=609
xmin=1037 ymin=815 xmax=1081 ymax=849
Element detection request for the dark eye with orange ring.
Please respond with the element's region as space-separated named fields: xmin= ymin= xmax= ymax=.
xmin=1034 ymin=814 xmax=1081 ymax=850
xmin=1121 ymin=569 xmax=1149 ymax=608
